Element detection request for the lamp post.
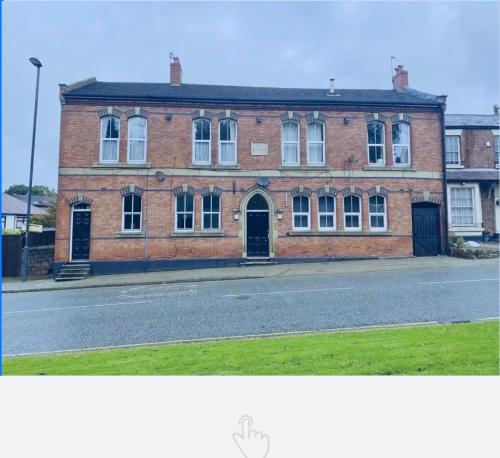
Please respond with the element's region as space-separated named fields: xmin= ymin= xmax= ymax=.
xmin=21 ymin=57 xmax=42 ymax=282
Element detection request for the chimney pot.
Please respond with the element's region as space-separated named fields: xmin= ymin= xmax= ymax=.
xmin=329 ymin=78 xmax=335 ymax=94
xmin=494 ymin=104 xmax=499 ymax=115
xmin=170 ymin=54 xmax=182 ymax=86
xmin=392 ymin=64 xmax=409 ymax=91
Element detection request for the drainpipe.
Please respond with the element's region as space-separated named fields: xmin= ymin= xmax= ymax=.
xmin=439 ymin=104 xmax=450 ymax=255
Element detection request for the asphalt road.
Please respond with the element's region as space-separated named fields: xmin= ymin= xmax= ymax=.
xmin=2 ymin=262 xmax=499 ymax=356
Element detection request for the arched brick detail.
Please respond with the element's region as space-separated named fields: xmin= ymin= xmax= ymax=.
xmin=391 ymin=113 xmax=412 ymax=124
xmin=68 ymin=194 xmax=93 ymax=206
xmin=126 ymin=108 xmax=149 ymax=119
xmin=98 ymin=107 xmax=121 ymax=118
xmin=280 ymin=111 xmax=302 ymax=123
xmin=367 ymin=186 xmax=389 ymax=197
xmin=305 ymin=112 xmax=327 ymax=123
xmin=411 ymin=192 xmax=442 ymax=205
xmin=201 ymin=185 xmax=223 ymax=197
xmin=120 ymin=184 xmax=144 ymax=197
xmin=316 ymin=186 xmax=338 ymax=197
xmin=173 ymin=185 xmax=196 ymax=197
xmin=341 ymin=186 xmax=364 ymax=197
xmin=216 ymin=110 xmax=239 ymax=121
xmin=290 ymin=186 xmax=313 ymax=197
xmin=365 ymin=113 xmax=386 ymax=123
xmin=192 ymin=109 xmax=213 ymax=120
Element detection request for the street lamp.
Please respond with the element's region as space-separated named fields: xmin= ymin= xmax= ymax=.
xmin=21 ymin=57 xmax=42 ymax=282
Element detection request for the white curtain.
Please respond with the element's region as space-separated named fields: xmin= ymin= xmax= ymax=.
xmin=195 ymin=142 xmax=210 ymax=162
xmin=451 ymin=188 xmax=474 ymax=226
xmin=220 ymin=143 xmax=235 ymax=163
xmin=282 ymin=122 xmax=298 ymax=163
xmin=307 ymin=122 xmax=324 ymax=163
xmin=102 ymin=139 xmax=118 ymax=161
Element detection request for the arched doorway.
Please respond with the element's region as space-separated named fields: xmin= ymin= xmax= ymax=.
xmin=412 ymin=202 xmax=441 ymax=256
xmin=70 ymin=203 xmax=91 ymax=261
xmin=246 ymin=193 xmax=270 ymax=257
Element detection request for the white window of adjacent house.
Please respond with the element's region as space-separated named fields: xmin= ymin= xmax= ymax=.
xmin=318 ymin=195 xmax=335 ymax=230
xmin=367 ymin=122 xmax=385 ymax=164
xmin=15 ymin=216 xmax=27 ymax=230
xmin=219 ymin=119 xmax=237 ymax=165
xmin=344 ymin=195 xmax=361 ymax=230
xmin=100 ymin=116 xmax=120 ymax=162
xmin=445 ymin=135 xmax=461 ymax=165
xmin=1 ymin=215 xmax=6 ymax=229
xmin=122 ymin=194 xmax=142 ymax=232
xmin=202 ymin=194 xmax=220 ymax=231
xmin=193 ymin=118 xmax=211 ymax=164
xmin=293 ymin=195 xmax=310 ymax=230
xmin=127 ymin=117 xmax=147 ymax=163
xmin=494 ymin=134 xmax=499 ymax=165
xmin=307 ymin=122 xmax=325 ymax=165
xmin=450 ymin=188 xmax=475 ymax=227
xmin=369 ymin=195 xmax=387 ymax=230
xmin=176 ymin=194 xmax=194 ymax=231
xmin=392 ymin=122 xmax=410 ymax=165
xmin=282 ymin=121 xmax=300 ymax=165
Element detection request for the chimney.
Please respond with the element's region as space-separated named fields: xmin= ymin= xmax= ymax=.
xmin=170 ymin=54 xmax=182 ymax=86
xmin=494 ymin=104 xmax=499 ymax=115
xmin=329 ymin=78 xmax=335 ymax=94
xmin=392 ymin=64 xmax=409 ymax=90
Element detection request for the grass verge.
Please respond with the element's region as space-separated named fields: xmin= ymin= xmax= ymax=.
xmin=3 ymin=321 xmax=499 ymax=375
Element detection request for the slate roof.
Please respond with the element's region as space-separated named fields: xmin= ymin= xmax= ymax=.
xmin=2 ymin=193 xmax=48 ymax=216
xmin=445 ymin=114 xmax=500 ymax=128
xmin=63 ymin=80 xmax=445 ymax=107
xmin=12 ymin=194 xmax=57 ymax=208
xmin=447 ymin=168 xmax=500 ymax=182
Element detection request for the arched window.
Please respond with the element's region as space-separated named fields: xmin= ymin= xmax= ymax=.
xmin=219 ymin=119 xmax=237 ymax=165
xmin=392 ymin=122 xmax=410 ymax=165
xmin=282 ymin=121 xmax=300 ymax=165
xmin=293 ymin=195 xmax=310 ymax=230
xmin=369 ymin=195 xmax=387 ymax=230
xmin=128 ymin=117 xmax=147 ymax=162
xmin=176 ymin=193 xmax=194 ymax=231
xmin=122 ymin=194 xmax=142 ymax=232
xmin=318 ymin=195 xmax=335 ymax=230
xmin=307 ymin=122 xmax=325 ymax=165
xmin=193 ymin=118 xmax=211 ymax=164
xmin=202 ymin=194 xmax=220 ymax=231
xmin=344 ymin=195 xmax=361 ymax=230
xmin=100 ymin=116 xmax=120 ymax=162
xmin=367 ymin=121 xmax=385 ymax=165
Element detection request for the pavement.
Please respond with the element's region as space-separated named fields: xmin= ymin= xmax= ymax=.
xmin=2 ymin=257 xmax=499 ymax=356
xmin=2 ymin=256 xmax=498 ymax=294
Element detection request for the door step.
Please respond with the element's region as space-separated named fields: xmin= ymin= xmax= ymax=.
xmin=240 ymin=259 xmax=277 ymax=266
xmin=55 ymin=262 xmax=91 ymax=281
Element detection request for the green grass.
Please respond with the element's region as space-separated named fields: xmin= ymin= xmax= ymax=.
xmin=3 ymin=321 xmax=499 ymax=375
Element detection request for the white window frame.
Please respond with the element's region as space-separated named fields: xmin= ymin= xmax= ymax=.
xmin=344 ymin=195 xmax=362 ymax=231
xmin=218 ymin=119 xmax=237 ymax=165
xmin=445 ymin=132 xmax=462 ymax=167
xmin=2 ymin=215 xmax=6 ymax=229
xmin=192 ymin=118 xmax=211 ymax=165
xmin=368 ymin=195 xmax=387 ymax=231
xmin=99 ymin=116 xmax=120 ymax=163
xmin=15 ymin=216 xmax=27 ymax=230
xmin=447 ymin=185 xmax=482 ymax=233
xmin=122 ymin=194 xmax=142 ymax=232
xmin=317 ymin=195 xmax=336 ymax=230
xmin=281 ymin=121 xmax=300 ymax=166
xmin=292 ymin=195 xmax=310 ymax=231
xmin=307 ymin=121 xmax=325 ymax=165
xmin=127 ymin=116 xmax=147 ymax=163
xmin=202 ymin=194 xmax=221 ymax=231
xmin=175 ymin=193 xmax=195 ymax=232
xmin=493 ymin=131 xmax=500 ymax=167
xmin=367 ymin=121 xmax=385 ymax=165
xmin=392 ymin=122 xmax=411 ymax=166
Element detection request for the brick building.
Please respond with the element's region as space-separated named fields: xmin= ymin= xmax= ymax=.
xmin=445 ymin=110 xmax=499 ymax=240
xmin=55 ymin=58 xmax=448 ymax=275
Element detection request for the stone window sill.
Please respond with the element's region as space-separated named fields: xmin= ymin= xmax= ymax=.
xmin=189 ymin=164 xmax=240 ymax=170
xmin=93 ymin=162 xmax=152 ymax=169
xmin=363 ymin=165 xmax=416 ymax=172
xmin=287 ymin=230 xmax=393 ymax=236
xmin=446 ymin=164 xmax=464 ymax=169
xmin=116 ymin=232 xmax=145 ymax=238
xmin=278 ymin=165 xmax=328 ymax=171
xmin=170 ymin=231 xmax=225 ymax=237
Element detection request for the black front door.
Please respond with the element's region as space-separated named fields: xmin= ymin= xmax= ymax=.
xmin=247 ymin=212 xmax=269 ymax=257
xmin=72 ymin=209 xmax=91 ymax=260
xmin=412 ymin=203 xmax=440 ymax=256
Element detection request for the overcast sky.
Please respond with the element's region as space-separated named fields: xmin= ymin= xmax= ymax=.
xmin=2 ymin=1 xmax=499 ymax=191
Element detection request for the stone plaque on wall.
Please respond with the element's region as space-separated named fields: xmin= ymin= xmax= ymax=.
xmin=251 ymin=142 xmax=269 ymax=156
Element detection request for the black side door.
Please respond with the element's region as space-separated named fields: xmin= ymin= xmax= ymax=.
xmin=247 ymin=212 xmax=269 ymax=257
xmin=72 ymin=210 xmax=91 ymax=260
xmin=412 ymin=203 xmax=440 ymax=256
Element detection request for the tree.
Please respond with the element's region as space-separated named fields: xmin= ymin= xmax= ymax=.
xmin=5 ymin=184 xmax=28 ymax=195
xmin=5 ymin=184 xmax=56 ymax=196
xmin=30 ymin=205 xmax=56 ymax=228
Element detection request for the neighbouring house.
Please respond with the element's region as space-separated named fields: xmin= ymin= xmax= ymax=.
xmin=12 ymin=193 xmax=57 ymax=210
xmin=2 ymin=192 xmax=48 ymax=230
xmin=55 ymin=57 xmax=447 ymax=276
xmin=445 ymin=109 xmax=500 ymax=240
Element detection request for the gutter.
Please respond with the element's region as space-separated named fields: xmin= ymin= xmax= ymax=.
xmin=439 ymin=106 xmax=450 ymax=255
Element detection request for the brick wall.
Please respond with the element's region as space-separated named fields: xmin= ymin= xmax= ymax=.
xmin=460 ymin=129 xmax=498 ymax=168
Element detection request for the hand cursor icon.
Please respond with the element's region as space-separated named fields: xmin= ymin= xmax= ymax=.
xmin=232 ymin=415 xmax=270 ymax=458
